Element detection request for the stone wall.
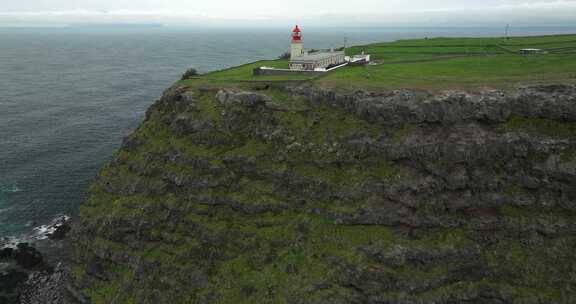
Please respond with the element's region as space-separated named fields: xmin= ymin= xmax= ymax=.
xmin=252 ymin=67 xmax=324 ymax=77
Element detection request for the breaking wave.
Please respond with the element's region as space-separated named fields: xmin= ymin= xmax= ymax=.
xmin=0 ymin=215 xmax=70 ymax=249
xmin=0 ymin=183 xmax=22 ymax=193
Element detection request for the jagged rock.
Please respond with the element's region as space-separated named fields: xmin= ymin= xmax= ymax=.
xmin=14 ymin=243 xmax=45 ymax=270
xmin=216 ymin=89 xmax=271 ymax=108
xmin=18 ymin=263 xmax=87 ymax=304
xmin=0 ymin=242 xmax=65 ymax=303
xmin=47 ymin=218 xmax=72 ymax=241
xmin=121 ymin=135 xmax=146 ymax=152
xmin=286 ymin=84 xmax=576 ymax=125
xmin=0 ymin=247 xmax=13 ymax=259
xmin=170 ymin=116 xmax=213 ymax=136
xmin=0 ymin=269 xmax=29 ymax=303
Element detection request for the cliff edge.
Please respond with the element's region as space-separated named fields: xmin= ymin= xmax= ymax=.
xmin=70 ymin=82 xmax=576 ymax=303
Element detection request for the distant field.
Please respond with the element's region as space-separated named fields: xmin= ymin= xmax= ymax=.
xmin=184 ymin=34 xmax=576 ymax=90
xmin=318 ymin=54 xmax=576 ymax=90
xmin=371 ymin=34 xmax=576 ymax=47
xmin=346 ymin=34 xmax=576 ymax=61
xmin=322 ymin=34 xmax=576 ymax=89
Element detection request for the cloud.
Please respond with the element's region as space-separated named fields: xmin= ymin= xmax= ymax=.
xmin=0 ymin=9 xmax=208 ymax=17
xmin=0 ymin=0 xmax=575 ymax=27
xmin=418 ymin=0 xmax=576 ymax=12
xmin=302 ymin=0 xmax=576 ymax=26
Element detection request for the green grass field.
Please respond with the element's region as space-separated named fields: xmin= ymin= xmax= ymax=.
xmin=319 ymin=54 xmax=576 ymax=90
xmin=183 ymin=34 xmax=576 ymax=90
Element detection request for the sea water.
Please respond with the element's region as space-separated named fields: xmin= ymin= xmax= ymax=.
xmin=0 ymin=25 xmax=575 ymax=242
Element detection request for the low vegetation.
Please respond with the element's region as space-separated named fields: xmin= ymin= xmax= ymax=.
xmin=180 ymin=68 xmax=199 ymax=80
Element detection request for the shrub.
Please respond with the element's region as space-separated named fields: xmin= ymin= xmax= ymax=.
xmin=181 ymin=68 xmax=199 ymax=80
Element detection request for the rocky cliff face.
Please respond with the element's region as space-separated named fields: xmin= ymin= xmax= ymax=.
xmin=70 ymin=83 xmax=576 ymax=303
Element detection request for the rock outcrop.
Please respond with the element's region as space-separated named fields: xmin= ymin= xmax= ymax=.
xmin=1 ymin=244 xmax=48 ymax=303
xmin=70 ymin=83 xmax=576 ymax=303
xmin=0 ymin=216 xmax=77 ymax=304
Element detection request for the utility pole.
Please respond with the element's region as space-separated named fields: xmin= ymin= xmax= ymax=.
xmin=505 ymin=24 xmax=510 ymax=40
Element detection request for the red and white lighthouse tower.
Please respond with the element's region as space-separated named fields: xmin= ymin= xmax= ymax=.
xmin=290 ymin=25 xmax=303 ymax=59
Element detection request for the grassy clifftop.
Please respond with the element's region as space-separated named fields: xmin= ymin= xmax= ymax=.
xmin=70 ymin=34 xmax=576 ymax=304
xmin=182 ymin=34 xmax=576 ymax=90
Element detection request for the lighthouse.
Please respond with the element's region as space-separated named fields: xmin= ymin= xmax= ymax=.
xmin=290 ymin=25 xmax=303 ymax=59
xmin=287 ymin=25 xmax=347 ymax=71
xmin=256 ymin=25 xmax=360 ymax=74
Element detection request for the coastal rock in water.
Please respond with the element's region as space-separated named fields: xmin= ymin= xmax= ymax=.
xmin=47 ymin=218 xmax=72 ymax=241
xmin=0 ymin=243 xmax=48 ymax=303
xmin=0 ymin=247 xmax=14 ymax=259
xmin=14 ymin=244 xmax=45 ymax=270
xmin=0 ymin=215 xmax=75 ymax=303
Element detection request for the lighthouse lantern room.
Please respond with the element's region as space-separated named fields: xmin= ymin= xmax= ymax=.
xmin=290 ymin=25 xmax=304 ymax=59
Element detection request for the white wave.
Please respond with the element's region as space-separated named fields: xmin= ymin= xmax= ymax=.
xmin=0 ymin=236 xmax=22 ymax=249
xmin=30 ymin=215 xmax=71 ymax=241
xmin=1 ymin=214 xmax=71 ymax=249
xmin=0 ymin=184 xmax=22 ymax=193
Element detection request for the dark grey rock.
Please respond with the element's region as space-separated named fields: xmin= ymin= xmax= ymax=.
xmin=14 ymin=244 xmax=45 ymax=270
xmin=170 ymin=116 xmax=213 ymax=136
xmin=286 ymin=84 xmax=576 ymax=125
xmin=121 ymin=135 xmax=146 ymax=152
xmin=216 ymin=89 xmax=272 ymax=108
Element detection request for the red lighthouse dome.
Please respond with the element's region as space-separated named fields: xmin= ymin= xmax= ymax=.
xmin=292 ymin=25 xmax=302 ymax=43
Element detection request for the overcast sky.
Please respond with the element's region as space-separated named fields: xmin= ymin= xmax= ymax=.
xmin=1 ymin=0 xmax=575 ymax=27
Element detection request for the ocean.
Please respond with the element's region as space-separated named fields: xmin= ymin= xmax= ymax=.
xmin=1 ymin=26 xmax=575 ymax=243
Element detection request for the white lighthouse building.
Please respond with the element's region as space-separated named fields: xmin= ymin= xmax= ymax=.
xmin=288 ymin=25 xmax=346 ymax=71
